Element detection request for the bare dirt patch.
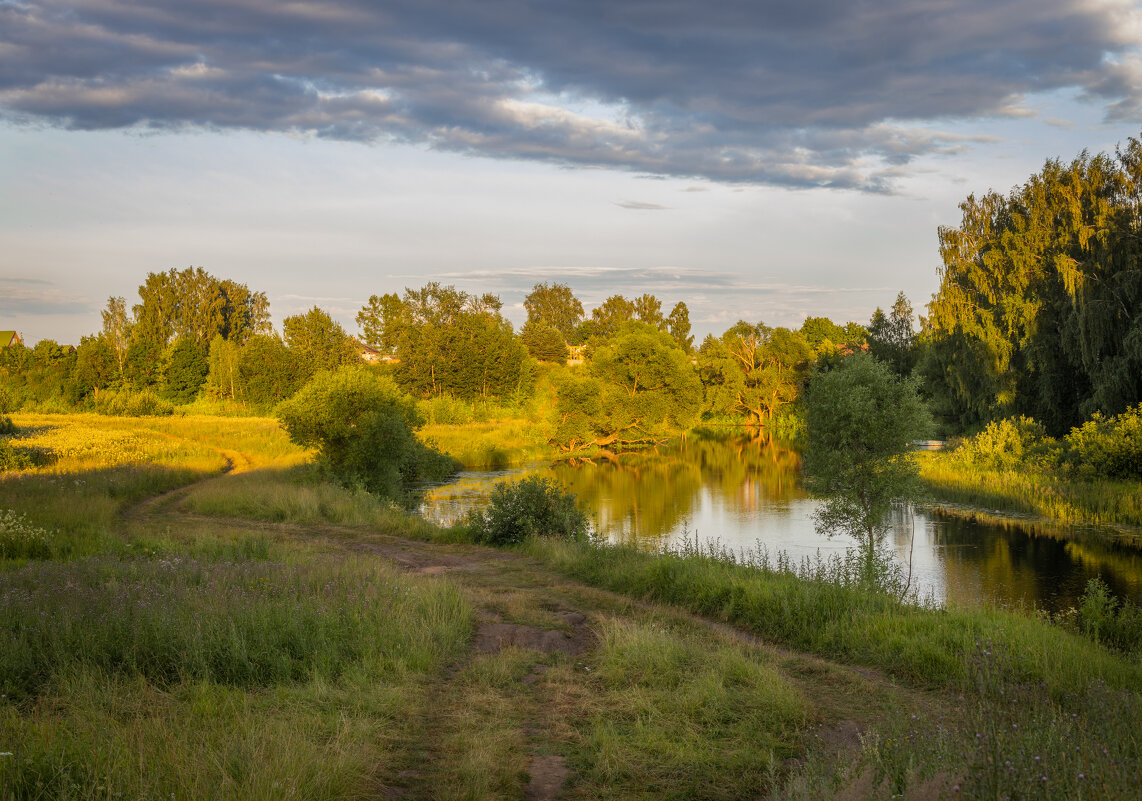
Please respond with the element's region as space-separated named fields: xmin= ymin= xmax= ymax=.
xmin=474 ymin=618 xmax=593 ymax=656
xmin=524 ymin=755 xmax=569 ymax=801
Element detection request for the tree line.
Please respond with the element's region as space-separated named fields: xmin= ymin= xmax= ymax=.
xmin=0 ymin=268 xmax=884 ymax=452
xmin=7 ymin=133 xmax=1138 ymax=451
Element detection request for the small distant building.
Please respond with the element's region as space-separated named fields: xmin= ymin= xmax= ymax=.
xmin=0 ymin=331 xmax=22 ymax=348
xmin=567 ymin=344 xmax=587 ymax=365
xmin=354 ymin=339 xmax=400 ymax=365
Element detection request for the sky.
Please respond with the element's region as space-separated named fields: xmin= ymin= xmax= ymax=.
xmin=2 ymin=0 xmax=1142 ymax=346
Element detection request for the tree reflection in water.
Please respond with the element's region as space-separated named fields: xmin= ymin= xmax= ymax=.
xmin=419 ymin=431 xmax=1142 ymax=611
xmin=550 ymin=430 xmax=803 ymax=543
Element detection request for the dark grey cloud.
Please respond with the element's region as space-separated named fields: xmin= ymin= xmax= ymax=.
xmin=1 ymin=0 xmax=1139 ymax=190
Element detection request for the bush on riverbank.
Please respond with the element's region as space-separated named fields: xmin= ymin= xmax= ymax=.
xmin=921 ymin=407 xmax=1142 ymax=527
xmin=465 ymin=475 xmax=589 ymax=546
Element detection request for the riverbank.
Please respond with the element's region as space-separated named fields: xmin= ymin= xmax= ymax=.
xmin=916 ymin=450 xmax=1142 ymax=529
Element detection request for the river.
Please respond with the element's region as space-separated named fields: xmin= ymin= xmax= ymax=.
xmin=417 ymin=431 xmax=1142 ymax=612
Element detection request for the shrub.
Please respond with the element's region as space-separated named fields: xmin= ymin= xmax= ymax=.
xmin=93 ymin=388 xmax=175 ymax=417
xmin=0 ymin=414 xmax=15 ymax=435
xmin=952 ymin=416 xmax=1057 ymax=470
xmin=466 ymin=475 xmax=589 ymax=546
xmin=277 ymin=367 xmax=457 ymax=496
xmin=1065 ymin=404 xmax=1142 ymax=479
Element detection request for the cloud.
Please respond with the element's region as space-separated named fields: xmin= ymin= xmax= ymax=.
xmin=614 ymin=200 xmax=669 ymax=210
xmin=0 ymin=279 xmax=93 ymax=315
xmin=2 ymin=0 xmax=1140 ymax=190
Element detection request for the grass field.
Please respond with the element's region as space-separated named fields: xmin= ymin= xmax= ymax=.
xmin=3 ymin=413 xmax=1141 ymax=799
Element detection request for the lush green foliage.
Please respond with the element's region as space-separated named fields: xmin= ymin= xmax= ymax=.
xmin=698 ymin=321 xmax=811 ymax=427
xmin=281 ymin=306 xmax=358 ymax=382
xmin=520 ymin=320 xmax=569 ymax=363
xmin=1064 ymin=402 xmax=1142 ymax=479
xmin=922 ymin=406 xmax=1142 ymax=526
xmin=276 ymin=367 xmax=456 ymax=495
xmin=802 ymin=353 xmax=930 ymax=567
xmin=523 ymin=281 xmax=584 ymax=343
xmin=465 ymin=475 xmax=589 ymax=545
xmin=551 ymin=322 xmax=701 ymax=450
xmin=92 ymin=387 xmax=175 ymax=416
xmin=163 ymin=336 xmax=209 ymax=402
xmin=377 ymin=282 xmax=536 ymax=400
xmin=924 ymin=137 xmax=1142 ymax=433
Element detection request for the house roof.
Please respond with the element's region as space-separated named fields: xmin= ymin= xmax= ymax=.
xmin=0 ymin=331 xmax=21 ymax=347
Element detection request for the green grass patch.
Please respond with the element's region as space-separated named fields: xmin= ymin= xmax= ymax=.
xmin=420 ymin=418 xmax=556 ymax=468
xmin=180 ymin=464 xmax=446 ymax=538
xmin=566 ymin=617 xmax=806 ymax=799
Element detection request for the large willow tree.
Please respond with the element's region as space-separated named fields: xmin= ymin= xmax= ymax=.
xmin=924 ymin=136 xmax=1142 ymax=434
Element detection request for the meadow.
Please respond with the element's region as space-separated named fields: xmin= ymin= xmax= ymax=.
xmin=2 ymin=412 xmax=1141 ymax=799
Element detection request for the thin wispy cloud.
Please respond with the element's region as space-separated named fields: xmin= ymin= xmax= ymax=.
xmin=614 ymin=200 xmax=669 ymax=210
xmin=2 ymin=0 xmax=1139 ymax=191
xmin=0 ymin=279 xmax=92 ymax=316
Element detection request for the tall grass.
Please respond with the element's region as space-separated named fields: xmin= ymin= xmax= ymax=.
xmin=572 ymin=617 xmax=806 ymax=797
xmin=1 ymin=554 xmax=470 ymax=700
xmin=0 ymin=554 xmax=471 ymax=801
xmin=527 ymin=538 xmax=1142 ymax=697
xmin=181 ymin=465 xmax=443 ymax=538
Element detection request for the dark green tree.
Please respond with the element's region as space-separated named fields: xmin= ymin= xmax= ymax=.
xmin=868 ymin=292 xmax=917 ymax=377
xmin=276 ymin=367 xmax=456 ymax=496
xmin=926 ymin=136 xmax=1142 ymax=433
xmin=164 ymin=338 xmax=209 ymax=402
xmin=521 ymin=321 xmax=569 ymax=363
xmin=71 ymin=336 xmax=117 ymax=402
xmin=239 ymin=334 xmax=301 ymax=406
xmin=802 ymin=353 xmax=930 ymax=579
xmin=392 ymin=283 xmax=533 ymax=400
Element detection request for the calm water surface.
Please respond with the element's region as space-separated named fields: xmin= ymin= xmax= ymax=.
xmin=418 ymin=433 xmax=1142 ymax=612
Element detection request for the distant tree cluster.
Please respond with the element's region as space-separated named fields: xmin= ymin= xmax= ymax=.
xmin=3 ymin=268 xmax=877 ymax=455
xmin=0 ymin=267 xmax=359 ymax=411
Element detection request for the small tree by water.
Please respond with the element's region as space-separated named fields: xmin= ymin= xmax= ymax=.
xmin=802 ymin=353 xmax=930 ymax=586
